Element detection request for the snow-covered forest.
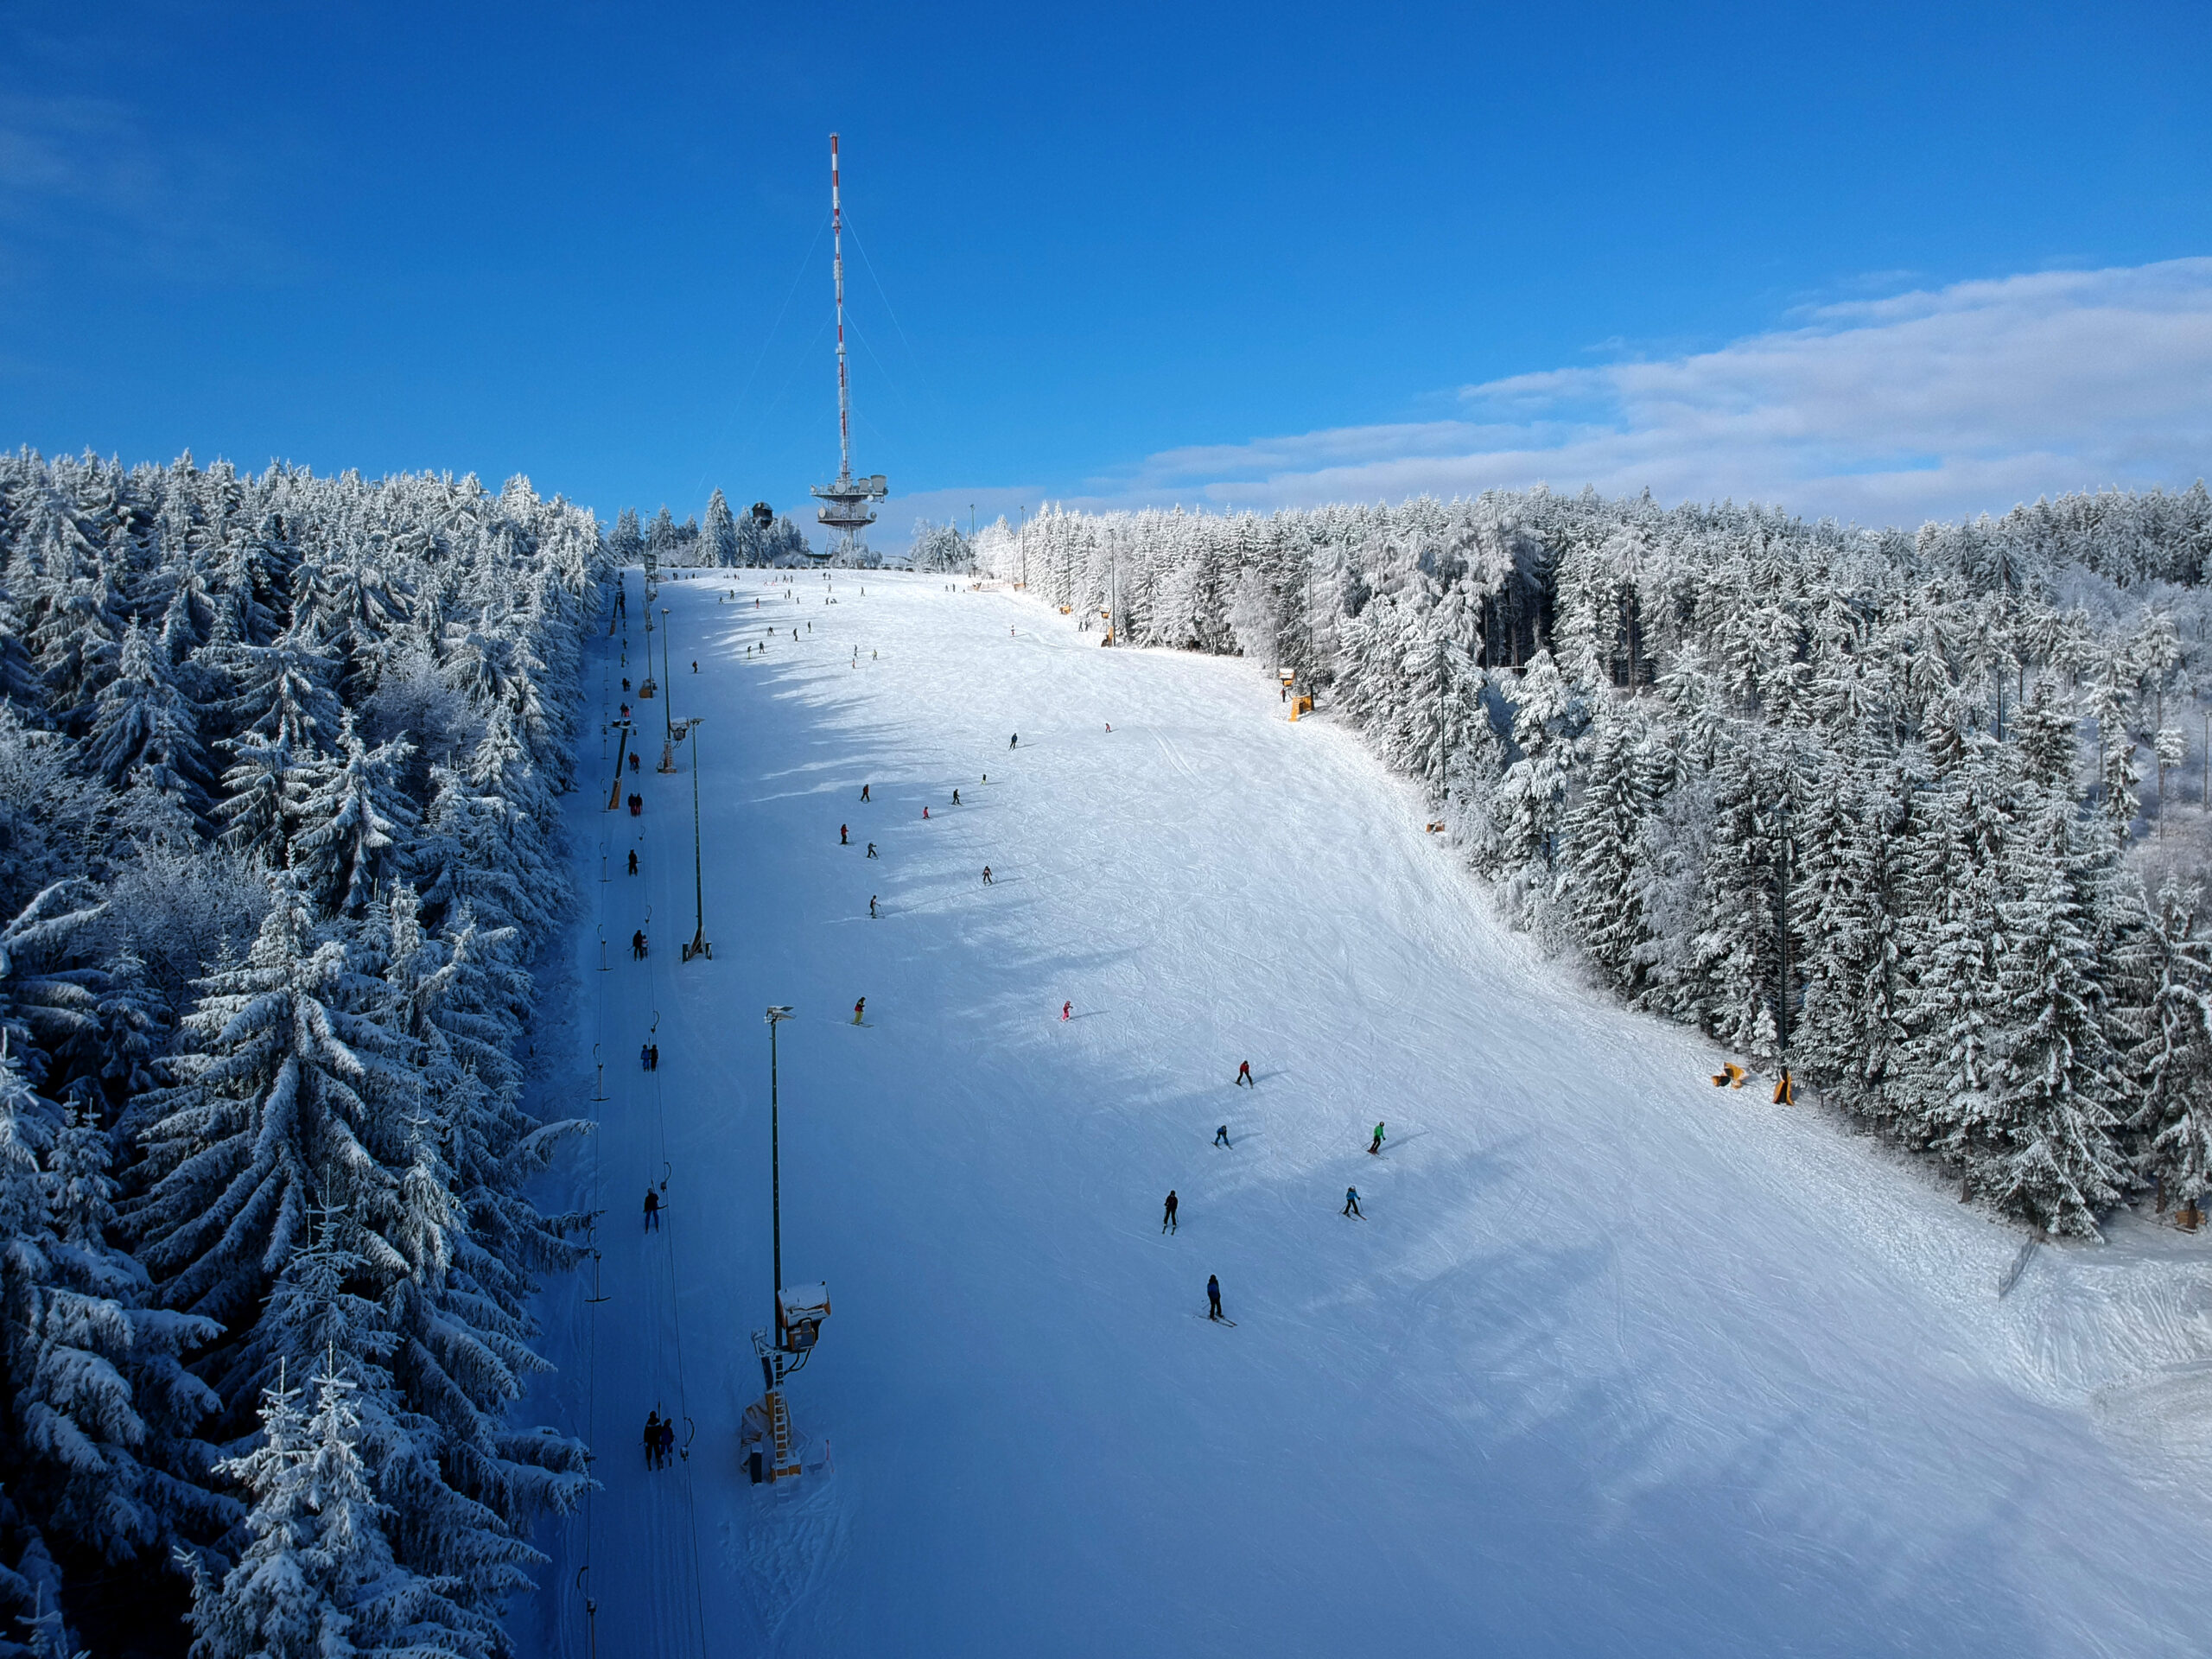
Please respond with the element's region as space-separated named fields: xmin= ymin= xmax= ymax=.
xmin=980 ymin=486 xmax=2212 ymax=1242
xmin=606 ymin=494 xmax=813 ymax=570
xmin=0 ymin=448 xmax=605 ymax=1657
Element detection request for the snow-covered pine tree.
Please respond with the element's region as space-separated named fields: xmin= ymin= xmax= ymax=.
xmin=83 ymin=621 xmax=207 ymax=817
xmin=701 ymin=490 xmax=739 ymax=568
xmin=188 ymin=1355 xmax=436 ymax=1659
xmin=1489 ymin=649 xmax=1584 ymax=878
xmin=2121 ymin=880 xmax=2212 ymax=1213
xmin=131 ymin=877 xmax=412 ymax=1335
xmin=1558 ymin=702 xmax=1656 ymax=989
xmin=288 ymin=714 xmax=419 ymax=918
xmin=1969 ymin=789 xmax=2130 ymax=1235
xmin=1679 ymin=735 xmax=1783 ymax=1059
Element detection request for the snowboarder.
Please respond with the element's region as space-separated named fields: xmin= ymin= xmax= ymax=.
xmin=861 ymin=783 xmax=871 ymax=802
xmin=645 ymin=1410 xmax=664 ymax=1465
xmin=982 ymin=866 xmax=993 ymax=884
xmin=841 ymin=823 xmax=849 ymax=845
xmin=632 ymin=930 xmax=647 ymax=959
xmin=853 ymin=997 xmax=865 ymax=1025
xmin=867 ymin=842 xmax=878 ymax=858
xmin=1206 ymin=1274 xmax=1224 ymax=1320
xmin=1061 ymin=1001 xmax=1071 ymax=1021
xmin=628 ymin=849 xmax=638 ymax=874
xmin=869 ymin=895 xmax=878 ymax=918
xmin=1369 ymin=1122 xmax=1385 ymax=1155
xmin=645 ymin=1189 xmax=662 ymax=1231
xmin=1162 ymin=1191 xmax=1179 ymax=1234
xmin=1215 ymin=1124 xmax=1230 ymax=1147
xmin=1235 ymin=1061 xmax=1253 ymax=1087
xmin=1343 ymin=1186 xmax=1363 ymax=1217
xmin=622 ymin=677 xmax=631 ymax=691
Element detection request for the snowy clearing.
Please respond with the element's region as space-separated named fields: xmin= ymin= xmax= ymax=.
xmin=524 ymin=570 xmax=2212 ymax=1658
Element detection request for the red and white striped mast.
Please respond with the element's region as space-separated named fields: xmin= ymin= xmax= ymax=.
xmin=830 ymin=132 xmax=853 ymax=486
xmin=810 ymin=131 xmax=883 ymax=559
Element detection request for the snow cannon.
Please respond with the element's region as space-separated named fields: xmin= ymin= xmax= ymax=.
xmin=639 ymin=677 xmax=657 ymax=699
xmin=778 ymin=1282 xmax=831 ymax=1356
xmin=1712 ymin=1062 xmax=1746 ymax=1089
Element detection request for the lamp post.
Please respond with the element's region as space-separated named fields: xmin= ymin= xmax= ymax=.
xmin=766 ymin=1006 xmax=792 ymax=1307
xmin=682 ymin=717 xmax=709 ymax=962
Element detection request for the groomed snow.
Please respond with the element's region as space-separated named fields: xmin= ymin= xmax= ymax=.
xmin=524 ymin=570 xmax=2212 ymax=1657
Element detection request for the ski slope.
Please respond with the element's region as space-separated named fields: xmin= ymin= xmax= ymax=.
xmin=522 ymin=569 xmax=2212 ymax=1658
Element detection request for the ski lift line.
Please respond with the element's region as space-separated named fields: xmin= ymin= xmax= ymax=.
xmin=689 ymin=214 xmax=833 ymax=502
xmin=639 ymin=841 xmax=715 ymax=1659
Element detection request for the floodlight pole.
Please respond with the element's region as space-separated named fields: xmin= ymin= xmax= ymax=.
xmin=766 ymin=1007 xmax=792 ymax=1314
xmin=684 ymin=717 xmax=709 ymax=961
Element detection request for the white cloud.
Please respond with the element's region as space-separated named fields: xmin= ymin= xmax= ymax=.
xmin=924 ymin=258 xmax=2212 ymax=532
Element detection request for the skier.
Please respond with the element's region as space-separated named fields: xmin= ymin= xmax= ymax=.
xmin=632 ymin=930 xmax=647 ymax=959
xmin=1206 ymin=1274 xmax=1224 ymax=1321
xmin=841 ymin=823 xmax=849 ymax=845
xmin=1010 ymin=734 xmax=1018 ymax=748
xmin=628 ymin=793 xmax=642 ymax=817
xmin=645 ymin=1410 xmax=663 ymax=1465
xmin=1369 ymin=1121 xmax=1385 ymax=1155
xmin=648 ymin=1044 xmax=659 ymax=1071
xmin=1235 ymin=1060 xmax=1253 ymax=1088
xmin=658 ymin=1418 xmax=677 ymax=1465
xmin=628 ymin=849 xmax=638 ymax=874
xmin=952 ymin=789 xmax=961 ymax=805
xmin=1061 ymin=1001 xmax=1071 ymax=1021
xmin=982 ymin=866 xmax=992 ymax=884
xmin=692 ymin=660 xmax=698 ymax=672
xmin=853 ymin=997 xmax=865 ymax=1025
xmin=867 ymin=842 xmax=878 ymax=858
xmin=1343 ymin=1185 xmax=1363 ymax=1217
xmin=623 ymin=677 xmax=631 ymax=691
xmin=1215 ymin=1124 xmax=1230 ymax=1147
xmin=1105 ymin=722 xmax=1111 ymax=732
xmin=640 ymin=1041 xmax=652 ymax=1070
xmin=869 ymin=895 xmax=878 ymax=918
xmin=1162 ymin=1191 xmax=1179 ymax=1234
xmin=629 ymin=753 xmax=639 ymax=772
xmin=861 ymin=783 xmax=871 ymax=802
xmin=923 ymin=806 xmax=930 ymax=820
xmin=645 ymin=1189 xmax=662 ymax=1231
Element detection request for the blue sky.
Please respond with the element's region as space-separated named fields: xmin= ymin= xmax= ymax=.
xmin=3 ymin=2 xmax=2207 ymax=545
